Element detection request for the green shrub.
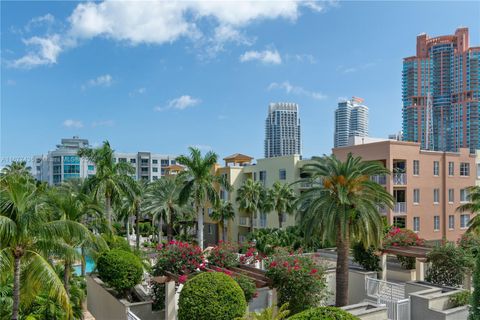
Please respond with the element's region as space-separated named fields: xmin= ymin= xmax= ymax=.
xmin=102 ymin=234 xmax=132 ymax=252
xmin=207 ymin=241 xmax=239 ymax=269
xmin=288 ymin=306 xmax=360 ymax=320
xmin=352 ymin=242 xmax=380 ymax=271
xmin=178 ymin=272 xmax=247 ymax=320
xmin=234 ymin=274 xmax=257 ymax=302
xmin=470 ymin=252 xmax=480 ymax=319
xmin=97 ymin=249 xmax=143 ymax=296
xmin=426 ymin=243 xmax=473 ymax=287
xmin=449 ymin=291 xmax=471 ymax=308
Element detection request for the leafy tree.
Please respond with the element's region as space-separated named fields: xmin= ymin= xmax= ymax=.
xmin=352 ymin=242 xmax=380 ymax=272
xmin=426 ymin=243 xmax=473 ymax=287
xmin=177 ymin=147 xmax=228 ymax=248
xmin=211 ymin=200 xmax=235 ymax=241
xmin=265 ymin=182 xmax=296 ymax=229
xmin=0 ymin=161 xmax=31 ymax=177
xmin=119 ymin=180 xmax=146 ymax=250
xmin=470 ymin=251 xmax=480 ymax=319
xmin=78 ymin=141 xmax=138 ymax=230
xmin=457 ymin=186 xmax=480 ymax=234
xmin=236 ymin=179 xmax=266 ymax=233
xmin=297 ymin=154 xmax=393 ymax=306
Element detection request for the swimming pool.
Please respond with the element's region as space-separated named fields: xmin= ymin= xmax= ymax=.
xmin=73 ymin=255 xmax=95 ymax=275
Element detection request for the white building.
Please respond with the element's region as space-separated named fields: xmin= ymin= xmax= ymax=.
xmin=32 ymin=137 xmax=177 ymax=185
xmin=334 ymin=97 xmax=369 ymax=148
xmin=264 ymin=102 xmax=301 ymax=158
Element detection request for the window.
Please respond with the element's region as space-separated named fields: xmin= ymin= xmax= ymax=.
xmin=433 ymin=188 xmax=440 ymax=204
xmin=64 ymin=165 xmax=80 ymax=174
xmin=119 ymin=158 xmax=127 ymax=163
xmin=460 ymin=214 xmax=470 ymax=229
xmin=153 ymin=176 xmax=158 ymax=180
xmin=279 ymin=169 xmax=286 ymax=180
xmin=448 ymin=162 xmax=454 ymax=176
xmin=141 ymin=167 xmax=148 ymax=173
xmin=433 ymin=216 xmax=440 ymax=231
xmin=152 ymin=167 xmax=158 ymax=172
xmin=53 ymin=165 xmax=61 ymax=174
xmin=152 ymin=159 xmax=158 ymax=164
xmin=88 ymin=165 xmax=95 ymax=171
xmin=259 ymin=170 xmax=267 ymax=182
xmin=253 ymin=172 xmax=257 ymax=181
xmin=393 ymin=216 xmax=406 ymax=228
xmin=460 ymin=163 xmax=470 ymax=176
xmin=63 ymin=156 xmax=79 ymax=164
xmin=130 ymin=158 xmax=136 ymax=164
xmin=413 ymin=160 xmax=420 ymax=175
xmin=448 ymin=215 xmax=455 ymax=229
xmin=53 ymin=156 xmax=61 ymax=164
xmin=460 ymin=188 xmax=469 ymax=202
xmin=141 ymin=159 xmax=149 ymax=165
xmin=161 ymin=159 xmax=169 ymax=167
xmin=477 ymin=163 xmax=480 ymax=179
xmin=141 ymin=176 xmax=148 ymax=180
xmin=433 ymin=161 xmax=439 ymax=176
xmin=413 ymin=217 xmax=420 ymax=232
xmin=36 ymin=166 xmax=41 ymax=171
xmin=171 ymin=160 xmax=176 ymax=165
xmin=413 ymin=189 xmax=420 ymax=204
xmin=448 ymin=189 xmax=454 ymax=203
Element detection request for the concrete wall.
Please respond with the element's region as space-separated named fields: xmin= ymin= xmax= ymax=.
xmin=342 ymin=302 xmax=388 ymax=320
xmin=248 ymin=287 xmax=273 ymax=312
xmin=325 ymin=268 xmax=377 ymax=305
xmin=387 ymin=267 xmax=416 ymax=283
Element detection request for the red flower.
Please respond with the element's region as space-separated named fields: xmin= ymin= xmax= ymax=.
xmin=283 ymin=261 xmax=289 ymax=267
xmin=270 ymin=261 xmax=277 ymax=267
xmin=310 ymin=269 xmax=318 ymax=274
xmin=293 ymin=265 xmax=300 ymax=271
xmin=178 ymin=275 xmax=188 ymax=284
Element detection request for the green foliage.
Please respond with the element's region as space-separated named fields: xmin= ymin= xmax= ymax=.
xmin=239 ymin=303 xmax=290 ymax=320
xmin=97 ymin=249 xmax=143 ymax=296
xmin=265 ymin=250 xmax=328 ymax=314
xmin=236 ymin=178 xmax=267 ymax=231
xmin=456 ymin=186 xmax=480 ymax=234
xmin=234 ymin=274 xmax=257 ymax=302
xmin=470 ymin=252 xmax=480 ymax=319
xmin=288 ymin=306 xmax=360 ymax=320
xmin=102 ymin=234 xmax=132 ymax=252
xmin=383 ymin=227 xmax=424 ymax=269
xmin=178 ymin=272 xmax=247 ymax=320
xmin=425 ymin=243 xmax=473 ymax=287
xmin=265 ymin=181 xmax=296 ymax=228
xmin=153 ymin=240 xmax=204 ymax=276
xmin=449 ymin=291 xmax=471 ymax=308
xmin=352 ymin=242 xmax=381 ymax=271
xmin=207 ymin=241 xmax=239 ymax=269
xmin=458 ymin=233 xmax=480 ymax=258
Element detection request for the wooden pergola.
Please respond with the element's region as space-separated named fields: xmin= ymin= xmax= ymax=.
xmin=380 ymin=246 xmax=433 ymax=281
xmin=223 ymin=153 xmax=253 ymax=167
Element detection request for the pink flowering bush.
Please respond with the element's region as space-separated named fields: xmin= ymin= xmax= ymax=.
xmin=206 ymin=241 xmax=239 ymax=269
xmin=153 ymin=240 xmax=204 ymax=276
xmin=265 ymin=249 xmax=327 ymax=315
xmin=240 ymin=243 xmax=263 ymax=265
xmin=383 ymin=227 xmax=424 ymax=269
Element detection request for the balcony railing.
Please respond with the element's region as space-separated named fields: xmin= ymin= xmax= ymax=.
xmin=239 ymin=217 xmax=250 ymax=227
xmin=393 ymin=173 xmax=407 ymax=185
xmin=371 ymin=175 xmax=387 ymax=185
xmin=394 ymin=202 xmax=406 ymax=214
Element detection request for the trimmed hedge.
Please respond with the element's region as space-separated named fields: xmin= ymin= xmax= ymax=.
xmin=178 ymin=272 xmax=247 ymax=320
xmin=288 ymin=307 xmax=360 ymax=320
xmin=97 ymin=249 xmax=143 ymax=296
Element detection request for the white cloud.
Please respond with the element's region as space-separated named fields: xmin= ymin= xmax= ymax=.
xmin=82 ymin=74 xmax=113 ymax=90
xmin=129 ymin=87 xmax=146 ymax=97
xmin=285 ymin=53 xmax=317 ymax=64
xmin=63 ymin=119 xmax=83 ymax=128
xmin=11 ymin=34 xmax=62 ymax=68
xmin=154 ymin=95 xmax=201 ymax=111
xmin=268 ymin=81 xmax=327 ymax=100
xmin=240 ymin=49 xmax=282 ymax=64
xmin=92 ymin=120 xmax=114 ymax=127
xmin=25 ymin=14 xmax=55 ymax=32
xmin=337 ymin=62 xmax=376 ymax=74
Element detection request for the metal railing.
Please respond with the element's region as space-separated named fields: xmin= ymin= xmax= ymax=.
xmin=127 ymin=308 xmax=142 ymax=320
xmin=239 ymin=217 xmax=250 ymax=227
xmin=393 ymin=202 xmax=406 ymax=214
xmin=393 ymin=173 xmax=407 ymax=185
xmin=366 ymin=277 xmax=410 ymax=320
xmin=371 ymin=174 xmax=387 ymax=185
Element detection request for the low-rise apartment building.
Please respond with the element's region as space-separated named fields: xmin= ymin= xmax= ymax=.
xmin=333 ymin=140 xmax=477 ymax=242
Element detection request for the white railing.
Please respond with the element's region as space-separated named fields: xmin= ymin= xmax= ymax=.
xmin=127 ymin=308 xmax=142 ymax=320
xmin=393 ymin=173 xmax=407 ymax=185
xmin=394 ymin=202 xmax=406 ymax=214
xmin=366 ymin=277 xmax=409 ymax=320
xmin=371 ymin=174 xmax=387 ymax=185
xmin=239 ymin=217 xmax=250 ymax=227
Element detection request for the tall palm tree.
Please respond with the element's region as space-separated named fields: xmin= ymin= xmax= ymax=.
xmin=211 ymin=200 xmax=235 ymax=242
xmin=0 ymin=161 xmax=31 ymax=177
xmin=266 ymin=182 xmax=296 ymax=229
xmin=0 ymin=173 xmax=88 ymax=319
xmin=297 ymin=154 xmax=393 ymax=307
xmin=122 ymin=180 xmax=146 ymax=250
xmin=456 ymin=185 xmax=480 ymax=234
xmin=236 ymin=179 xmax=266 ymax=233
xmin=144 ymin=176 xmax=193 ymax=241
xmin=176 ymin=147 xmax=228 ymax=249
xmin=78 ymin=141 xmax=138 ymax=230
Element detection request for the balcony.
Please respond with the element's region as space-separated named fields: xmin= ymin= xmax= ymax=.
xmin=393 ymin=202 xmax=407 ymax=214
xmin=393 ymin=173 xmax=407 ymax=185
xmin=239 ymin=217 xmax=250 ymax=227
xmin=371 ymin=175 xmax=387 ymax=185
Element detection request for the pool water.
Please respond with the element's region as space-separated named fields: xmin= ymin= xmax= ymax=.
xmin=73 ymin=256 xmax=95 ymax=275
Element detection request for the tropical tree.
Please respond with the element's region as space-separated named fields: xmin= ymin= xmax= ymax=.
xmin=78 ymin=141 xmax=138 ymax=230
xmin=297 ymin=154 xmax=394 ymax=306
xmin=211 ymin=200 xmax=235 ymax=241
xmin=0 ymin=161 xmax=31 ymax=177
xmin=0 ymin=173 xmax=88 ymax=319
xmin=144 ymin=176 xmax=193 ymax=241
xmin=176 ymin=147 xmax=228 ymax=248
xmin=119 ymin=180 xmax=146 ymax=250
xmin=236 ymin=179 xmax=266 ymax=233
xmin=266 ymin=182 xmax=296 ymax=229
xmin=457 ymin=185 xmax=480 ymax=234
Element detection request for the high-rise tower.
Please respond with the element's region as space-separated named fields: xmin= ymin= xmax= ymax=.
xmin=264 ymin=103 xmax=301 ymax=158
xmin=334 ymin=97 xmax=369 ymax=147
xmin=402 ymin=27 xmax=480 ymax=152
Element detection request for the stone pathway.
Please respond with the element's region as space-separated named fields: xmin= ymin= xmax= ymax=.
xmin=84 ymin=310 xmax=95 ymax=320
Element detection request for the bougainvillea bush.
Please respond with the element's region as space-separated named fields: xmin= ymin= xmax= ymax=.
xmin=206 ymin=241 xmax=239 ymax=269
xmin=457 ymin=233 xmax=480 ymax=258
xmin=153 ymin=240 xmax=204 ymax=276
xmin=265 ymin=250 xmax=328 ymax=315
xmin=240 ymin=243 xmax=263 ymax=265
xmin=383 ymin=227 xmax=424 ymax=269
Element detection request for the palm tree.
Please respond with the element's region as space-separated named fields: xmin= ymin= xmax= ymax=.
xmin=119 ymin=180 xmax=145 ymax=250
xmin=236 ymin=179 xmax=266 ymax=233
xmin=78 ymin=141 xmax=138 ymax=230
xmin=0 ymin=173 xmax=88 ymax=319
xmin=211 ymin=200 xmax=235 ymax=241
xmin=144 ymin=176 xmax=193 ymax=242
xmin=176 ymin=147 xmax=228 ymax=248
xmin=266 ymin=182 xmax=296 ymax=229
xmin=297 ymin=154 xmax=393 ymax=307
xmin=456 ymin=185 xmax=480 ymax=234
xmin=0 ymin=161 xmax=31 ymax=177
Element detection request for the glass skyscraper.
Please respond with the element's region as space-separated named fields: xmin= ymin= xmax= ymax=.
xmin=264 ymin=102 xmax=301 ymax=158
xmin=402 ymin=28 xmax=480 ymax=152
xmin=334 ymin=97 xmax=369 ymax=148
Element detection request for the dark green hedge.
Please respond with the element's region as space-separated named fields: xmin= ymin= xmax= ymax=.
xmin=178 ymin=272 xmax=247 ymax=320
xmin=288 ymin=307 xmax=360 ymax=320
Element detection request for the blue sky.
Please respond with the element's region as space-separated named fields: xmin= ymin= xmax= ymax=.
xmin=1 ymin=1 xmax=479 ymax=163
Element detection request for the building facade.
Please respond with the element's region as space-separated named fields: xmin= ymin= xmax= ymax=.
xmin=334 ymin=97 xmax=369 ymax=148
xmin=264 ymin=103 xmax=301 ymax=158
xmin=333 ymin=139 xmax=476 ymax=242
xmin=402 ymin=27 xmax=480 ymax=153
xmin=32 ymin=137 xmax=177 ymax=185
